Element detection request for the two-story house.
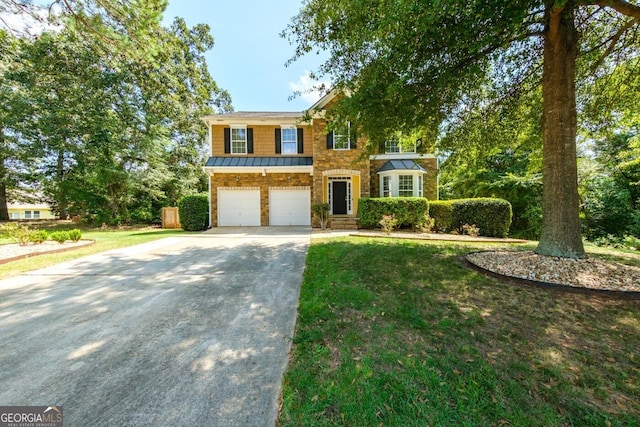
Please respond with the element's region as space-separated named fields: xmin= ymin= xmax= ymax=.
xmin=202 ymin=91 xmax=437 ymax=228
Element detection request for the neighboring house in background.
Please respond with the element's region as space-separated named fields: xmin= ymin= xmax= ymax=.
xmin=202 ymin=91 xmax=438 ymax=229
xmin=7 ymin=202 xmax=57 ymax=220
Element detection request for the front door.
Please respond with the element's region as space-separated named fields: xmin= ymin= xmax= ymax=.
xmin=332 ymin=181 xmax=348 ymax=215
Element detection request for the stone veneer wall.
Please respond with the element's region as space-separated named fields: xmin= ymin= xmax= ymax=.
xmin=369 ymin=157 xmax=438 ymax=200
xmin=311 ymin=118 xmax=371 ymax=205
xmin=209 ymin=173 xmax=313 ymax=226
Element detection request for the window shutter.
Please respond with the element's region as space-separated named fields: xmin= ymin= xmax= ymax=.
xmin=224 ymin=128 xmax=231 ymax=154
xmin=275 ymin=128 xmax=282 ymax=154
xmin=326 ymin=131 xmax=333 ymax=149
xmin=247 ymin=128 xmax=254 ymax=154
xmin=349 ymin=122 xmax=357 ymax=149
xmin=297 ymin=128 xmax=304 ymax=154
xmin=378 ymin=140 xmax=386 ymax=154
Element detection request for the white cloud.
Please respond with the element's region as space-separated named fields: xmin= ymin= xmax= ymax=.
xmin=289 ymin=71 xmax=330 ymax=105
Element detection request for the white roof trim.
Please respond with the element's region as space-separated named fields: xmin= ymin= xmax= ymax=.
xmin=370 ymin=153 xmax=436 ymax=160
xmin=203 ymin=165 xmax=314 ymax=176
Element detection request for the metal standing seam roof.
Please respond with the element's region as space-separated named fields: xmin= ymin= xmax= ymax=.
xmin=204 ymin=157 xmax=313 ymax=167
xmin=376 ymin=159 xmax=427 ymax=173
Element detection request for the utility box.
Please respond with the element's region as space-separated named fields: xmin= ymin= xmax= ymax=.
xmin=162 ymin=207 xmax=181 ymax=229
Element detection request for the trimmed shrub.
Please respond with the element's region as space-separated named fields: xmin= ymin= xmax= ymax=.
xmin=50 ymin=231 xmax=70 ymax=244
xmin=429 ymin=201 xmax=455 ymax=233
xmin=358 ymin=197 xmax=429 ymax=229
xmin=30 ymin=230 xmax=49 ymax=244
xmin=178 ymin=194 xmax=209 ymax=231
xmin=451 ymin=198 xmax=512 ymax=238
xmin=68 ymin=229 xmax=82 ymax=242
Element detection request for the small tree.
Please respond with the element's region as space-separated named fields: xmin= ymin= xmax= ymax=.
xmin=312 ymin=202 xmax=330 ymax=229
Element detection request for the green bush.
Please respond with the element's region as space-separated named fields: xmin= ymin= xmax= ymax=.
xmin=1 ymin=222 xmax=34 ymax=246
xmin=429 ymin=201 xmax=455 ymax=233
xmin=178 ymin=194 xmax=209 ymax=231
xmin=429 ymin=198 xmax=512 ymax=237
xmin=358 ymin=198 xmax=429 ymax=229
xmin=50 ymin=231 xmax=70 ymax=244
xmin=68 ymin=229 xmax=82 ymax=242
xmin=29 ymin=229 xmax=49 ymax=244
xmin=451 ymin=198 xmax=513 ymax=238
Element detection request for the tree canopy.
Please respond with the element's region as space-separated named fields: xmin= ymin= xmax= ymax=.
xmin=284 ymin=0 xmax=640 ymax=258
xmin=1 ymin=8 xmax=231 ymax=223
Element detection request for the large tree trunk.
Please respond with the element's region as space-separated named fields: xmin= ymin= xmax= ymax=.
xmin=56 ymin=148 xmax=69 ymax=220
xmin=535 ymin=2 xmax=586 ymax=258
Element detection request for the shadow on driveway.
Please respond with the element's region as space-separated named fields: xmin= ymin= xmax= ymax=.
xmin=0 ymin=228 xmax=310 ymax=426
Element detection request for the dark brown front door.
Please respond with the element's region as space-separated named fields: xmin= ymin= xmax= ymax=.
xmin=332 ymin=181 xmax=348 ymax=215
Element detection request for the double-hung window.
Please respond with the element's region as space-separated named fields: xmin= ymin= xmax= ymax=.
xmin=24 ymin=211 xmax=32 ymax=219
xmin=231 ymin=126 xmax=247 ymax=154
xmin=281 ymin=126 xmax=297 ymax=154
xmin=385 ymin=138 xmax=416 ymax=154
xmin=398 ymin=175 xmax=414 ymax=197
xmin=333 ymin=122 xmax=350 ymax=150
xmin=382 ymin=176 xmax=391 ymax=197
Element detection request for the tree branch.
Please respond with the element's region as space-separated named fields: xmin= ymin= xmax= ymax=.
xmin=593 ymin=0 xmax=640 ymax=19
xmin=590 ymin=17 xmax=639 ymax=72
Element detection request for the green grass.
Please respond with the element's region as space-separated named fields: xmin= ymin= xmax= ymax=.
xmin=0 ymin=223 xmax=194 ymax=278
xmin=280 ymin=237 xmax=640 ymax=426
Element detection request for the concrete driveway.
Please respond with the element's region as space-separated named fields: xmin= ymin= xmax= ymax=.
xmin=0 ymin=227 xmax=310 ymax=426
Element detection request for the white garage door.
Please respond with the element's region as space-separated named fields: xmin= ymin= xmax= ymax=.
xmin=218 ymin=188 xmax=261 ymax=226
xmin=269 ymin=188 xmax=311 ymax=226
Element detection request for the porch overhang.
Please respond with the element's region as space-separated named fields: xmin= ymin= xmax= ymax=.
xmin=203 ymin=156 xmax=313 ymax=176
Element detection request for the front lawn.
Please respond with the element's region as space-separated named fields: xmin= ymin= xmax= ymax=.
xmin=280 ymin=237 xmax=640 ymax=426
xmin=0 ymin=224 xmax=193 ymax=278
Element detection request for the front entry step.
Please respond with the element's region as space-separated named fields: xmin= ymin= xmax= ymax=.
xmin=329 ymin=217 xmax=359 ymax=230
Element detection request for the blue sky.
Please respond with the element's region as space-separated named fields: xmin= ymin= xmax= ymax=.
xmin=162 ymin=0 xmax=327 ymax=112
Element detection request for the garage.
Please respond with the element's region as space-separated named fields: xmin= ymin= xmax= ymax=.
xmin=218 ymin=188 xmax=261 ymax=226
xmin=269 ymin=188 xmax=311 ymax=226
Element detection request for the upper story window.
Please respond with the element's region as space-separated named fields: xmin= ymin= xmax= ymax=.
xmin=327 ymin=122 xmax=355 ymax=150
xmin=385 ymin=138 xmax=416 ymax=154
xmin=224 ymin=125 xmax=254 ymax=155
xmin=275 ymin=126 xmax=303 ymax=155
xmin=281 ymin=126 xmax=297 ymax=154
xmin=231 ymin=126 xmax=247 ymax=154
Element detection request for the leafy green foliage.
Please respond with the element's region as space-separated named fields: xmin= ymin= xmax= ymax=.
xmin=451 ymin=198 xmax=512 ymax=238
xmin=50 ymin=231 xmax=70 ymax=244
xmin=358 ymin=197 xmax=429 ymax=229
xmin=68 ymin=229 xmax=82 ymax=242
xmin=580 ymin=133 xmax=640 ymax=241
xmin=285 ymin=0 xmax=640 ymax=258
xmin=1 ymin=222 xmax=34 ymax=246
xmin=29 ymin=229 xmax=49 ymax=244
xmin=428 ymin=201 xmax=454 ymax=233
xmin=2 ymin=16 xmax=231 ymax=225
xmin=428 ymin=199 xmax=512 ymax=237
xmin=178 ymin=194 xmax=208 ymax=231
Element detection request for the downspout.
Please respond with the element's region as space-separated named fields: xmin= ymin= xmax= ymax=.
xmin=207 ymin=119 xmax=212 ymax=228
